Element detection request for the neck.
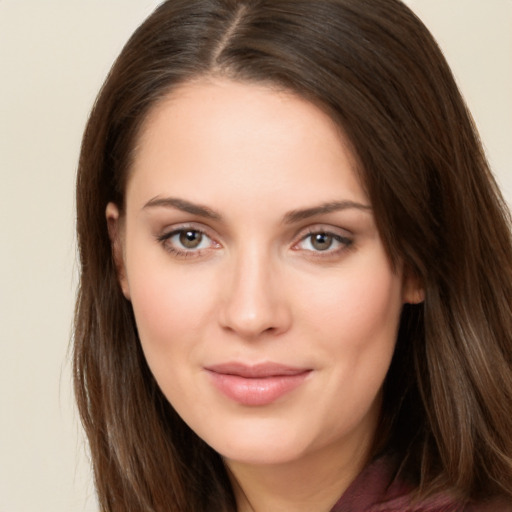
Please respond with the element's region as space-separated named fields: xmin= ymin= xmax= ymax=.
xmin=225 ymin=430 xmax=374 ymax=512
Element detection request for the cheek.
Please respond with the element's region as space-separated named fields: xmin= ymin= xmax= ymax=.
xmin=129 ymin=269 xmax=212 ymax=348
xmin=123 ymin=230 xmax=216 ymax=366
xmin=127 ymin=265 xmax=216 ymax=406
xmin=297 ymin=258 xmax=403 ymax=348
xmin=292 ymin=261 xmax=403 ymax=434
xmin=293 ymin=255 xmax=403 ymax=403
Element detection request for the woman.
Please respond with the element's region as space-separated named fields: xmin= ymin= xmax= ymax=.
xmin=73 ymin=0 xmax=512 ymax=510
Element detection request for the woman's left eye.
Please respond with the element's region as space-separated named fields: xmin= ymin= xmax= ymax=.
xmin=296 ymin=231 xmax=352 ymax=253
xmin=158 ymin=228 xmax=215 ymax=255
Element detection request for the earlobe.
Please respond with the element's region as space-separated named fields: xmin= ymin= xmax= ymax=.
xmin=403 ymin=271 xmax=425 ymax=305
xmin=106 ymin=202 xmax=131 ymax=300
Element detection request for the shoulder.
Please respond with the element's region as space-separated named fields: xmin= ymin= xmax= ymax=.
xmin=331 ymin=456 xmax=512 ymax=512
xmin=464 ymin=497 xmax=512 ymax=512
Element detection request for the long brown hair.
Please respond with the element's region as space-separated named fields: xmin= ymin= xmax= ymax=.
xmin=74 ymin=0 xmax=512 ymax=510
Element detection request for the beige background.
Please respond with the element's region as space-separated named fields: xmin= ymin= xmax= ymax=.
xmin=0 ymin=1 xmax=510 ymax=511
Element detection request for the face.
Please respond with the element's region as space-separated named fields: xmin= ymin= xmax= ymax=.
xmin=108 ymin=78 xmax=420 ymax=469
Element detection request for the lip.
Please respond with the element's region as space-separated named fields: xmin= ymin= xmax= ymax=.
xmin=204 ymin=362 xmax=312 ymax=406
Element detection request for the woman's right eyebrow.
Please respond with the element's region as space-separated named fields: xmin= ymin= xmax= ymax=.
xmin=142 ymin=196 xmax=222 ymax=221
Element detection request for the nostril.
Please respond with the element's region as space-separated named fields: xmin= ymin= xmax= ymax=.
xmin=217 ymin=257 xmax=292 ymax=339
xmin=218 ymin=301 xmax=291 ymax=340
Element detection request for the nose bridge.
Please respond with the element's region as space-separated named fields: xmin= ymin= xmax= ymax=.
xmin=219 ymin=241 xmax=290 ymax=338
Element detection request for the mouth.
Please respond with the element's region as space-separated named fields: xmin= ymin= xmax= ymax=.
xmin=204 ymin=362 xmax=312 ymax=406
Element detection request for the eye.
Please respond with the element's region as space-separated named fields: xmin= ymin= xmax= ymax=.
xmin=177 ymin=229 xmax=206 ymax=249
xmin=295 ymin=230 xmax=352 ymax=253
xmin=157 ymin=227 xmax=217 ymax=256
xmin=307 ymin=232 xmax=335 ymax=251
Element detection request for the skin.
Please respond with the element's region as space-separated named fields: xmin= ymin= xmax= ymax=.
xmin=107 ymin=78 xmax=422 ymax=512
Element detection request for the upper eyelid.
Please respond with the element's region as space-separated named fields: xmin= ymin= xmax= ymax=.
xmin=295 ymin=231 xmax=352 ymax=246
xmin=156 ymin=225 xmax=218 ymax=251
xmin=157 ymin=227 xmax=218 ymax=257
xmin=158 ymin=222 xmax=215 ymax=238
xmin=155 ymin=222 xmax=353 ymax=245
xmin=290 ymin=225 xmax=354 ymax=252
xmin=293 ymin=223 xmax=353 ymax=240
xmin=158 ymin=228 xmax=210 ymax=242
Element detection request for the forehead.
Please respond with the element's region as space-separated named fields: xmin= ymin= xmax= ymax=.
xmin=127 ymin=78 xmax=368 ymax=213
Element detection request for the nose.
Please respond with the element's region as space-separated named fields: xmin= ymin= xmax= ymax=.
xmin=218 ymin=247 xmax=292 ymax=340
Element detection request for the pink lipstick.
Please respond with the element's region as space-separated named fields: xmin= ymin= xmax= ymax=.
xmin=204 ymin=362 xmax=311 ymax=406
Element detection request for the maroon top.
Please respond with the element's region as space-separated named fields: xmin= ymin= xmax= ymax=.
xmin=330 ymin=456 xmax=512 ymax=511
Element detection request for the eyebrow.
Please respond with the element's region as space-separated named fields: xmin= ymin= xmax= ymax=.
xmin=143 ymin=196 xmax=371 ymax=223
xmin=283 ymin=200 xmax=371 ymax=224
xmin=143 ymin=196 xmax=222 ymax=220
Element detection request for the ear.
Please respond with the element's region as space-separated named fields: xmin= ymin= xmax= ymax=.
xmin=402 ymin=268 xmax=425 ymax=305
xmin=106 ymin=202 xmax=131 ymax=300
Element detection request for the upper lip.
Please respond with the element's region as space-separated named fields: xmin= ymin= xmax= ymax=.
xmin=204 ymin=362 xmax=311 ymax=378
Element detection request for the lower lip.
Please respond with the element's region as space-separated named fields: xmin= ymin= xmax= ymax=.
xmin=206 ymin=370 xmax=311 ymax=406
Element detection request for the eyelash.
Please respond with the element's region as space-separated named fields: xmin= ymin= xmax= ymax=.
xmin=156 ymin=226 xmax=217 ymax=258
xmin=293 ymin=229 xmax=353 ymax=257
xmin=156 ymin=226 xmax=353 ymax=259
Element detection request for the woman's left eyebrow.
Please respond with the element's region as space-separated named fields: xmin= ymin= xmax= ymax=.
xmin=283 ymin=200 xmax=371 ymax=224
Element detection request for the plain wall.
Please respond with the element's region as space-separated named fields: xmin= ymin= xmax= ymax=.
xmin=0 ymin=1 xmax=510 ymax=511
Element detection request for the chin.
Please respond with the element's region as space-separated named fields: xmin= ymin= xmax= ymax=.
xmin=197 ymin=419 xmax=315 ymax=466
xmin=221 ymin=443 xmax=308 ymax=467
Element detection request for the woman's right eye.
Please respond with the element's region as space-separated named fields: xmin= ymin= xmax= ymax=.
xmin=157 ymin=228 xmax=217 ymax=256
